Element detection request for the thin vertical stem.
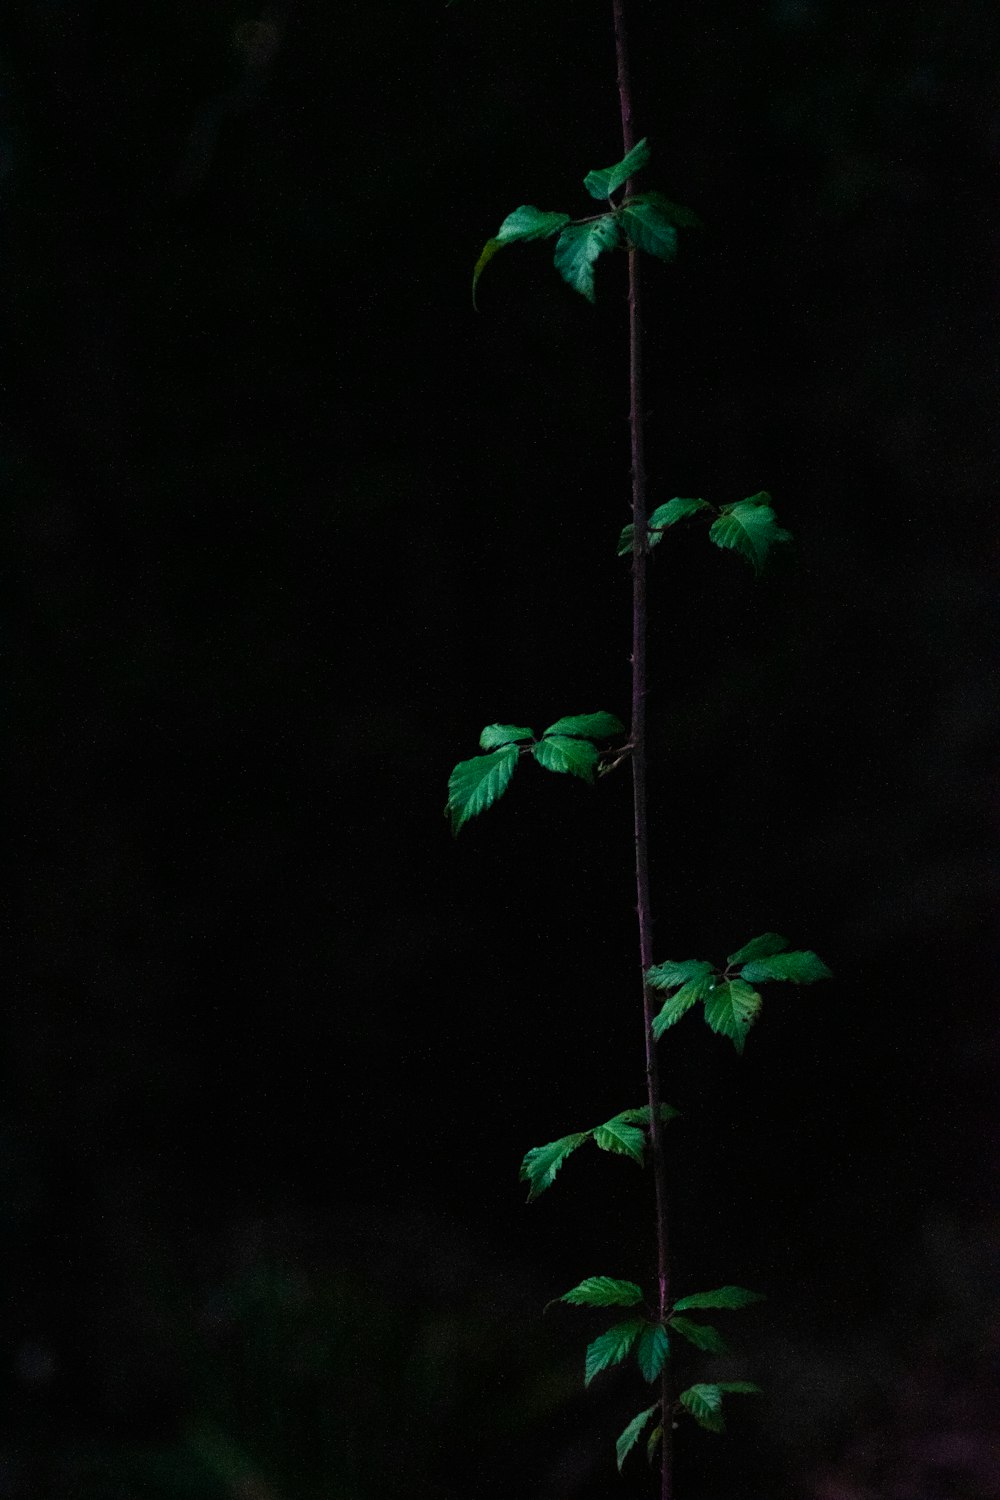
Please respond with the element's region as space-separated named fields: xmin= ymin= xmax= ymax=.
xmin=612 ymin=3 xmax=673 ymax=1496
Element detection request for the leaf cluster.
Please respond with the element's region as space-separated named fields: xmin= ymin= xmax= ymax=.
xmin=617 ymin=492 xmax=791 ymax=574
xmin=519 ymin=1103 xmax=677 ymax=1202
xmin=473 ymin=138 xmax=700 ymax=306
xmin=445 ymin=712 xmax=625 ymax=835
xmin=646 ymin=934 xmax=831 ymax=1053
xmin=555 ymin=1278 xmax=764 ymax=1467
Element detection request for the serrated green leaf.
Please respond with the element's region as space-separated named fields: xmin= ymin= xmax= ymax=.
xmin=584 ymin=1320 xmax=645 ymax=1386
xmin=553 ymin=216 xmax=620 ymax=303
xmin=532 ymin=735 xmax=599 ymax=782
xmin=495 ymin=205 xmax=572 ymax=245
xmin=519 ymin=1133 xmax=589 ymax=1202
xmin=472 ymin=239 xmax=502 ymax=308
xmin=668 ymin=1316 xmax=729 ymax=1353
xmin=559 ymin=1277 xmax=644 ymax=1309
xmin=618 ymin=199 xmax=679 ymax=261
xmin=646 ymin=958 xmax=714 ymax=991
xmin=584 ymin=137 xmax=651 ymax=200
xmin=478 ymin=723 xmax=534 ymax=750
xmin=647 ymin=496 xmax=712 ymax=533
xmin=615 ymin=1404 xmax=658 ymax=1472
xmin=542 ymin=712 xmax=625 ymax=741
xmin=673 ymin=1286 xmax=766 ymax=1312
xmin=679 ymin=1383 xmax=725 ymax=1433
xmin=606 ymin=1104 xmax=680 ymax=1127
xmin=622 ymin=190 xmax=703 ymax=229
xmin=446 ymin=744 xmax=519 ymax=834
xmin=740 ymin=950 xmax=832 ymax=985
xmin=709 ymin=494 xmax=792 ymax=575
xmin=618 ymin=499 xmax=710 ymax=558
xmin=702 ymin=979 xmax=762 ymax=1054
xmin=651 ymin=973 xmax=717 ymax=1040
xmin=726 ymin=933 xmax=789 ymax=966
xmin=636 ymin=1322 xmax=670 ymax=1382
xmin=646 ymin=1424 xmax=663 ymax=1464
xmin=472 ymin=206 xmax=571 ymax=307
xmin=592 ymin=1118 xmax=646 ymax=1165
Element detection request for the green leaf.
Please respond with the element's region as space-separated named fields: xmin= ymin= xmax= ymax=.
xmin=532 ymin=735 xmax=599 ymax=782
xmin=646 ymin=1424 xmax=663 ymax=1464
xmin=702 ymin=979 xmax=762 ymax=1053
xmin=542 ymin=712 xmax=625 ymax=741
xmin=668 ymin=1316 xmax=729 ymax=1353
xmin=553 ymin=216 xmax=620 ymax=303
xmin=673 ymin=1286 xmax=765 ymax=1312
xmin=584 ymin=1320 xmax=645 ymax=1386
xmin=616 ymin=524 xmax=636 ymax=557
xmin=606 ymin=1104 xmax=679 ymax=1127
xmin=740 ymin=950 xmax=832 ymax=985
xmin=478 ymin=723 xmax=534 ymax=750
xmin=646 ymin=959 xmax=715 ymax=991
xmin=472 ymin=206 xmax=571 ymax=307
xmin=618 ymin=199 xmax=679 ymax=261
xmin=622 ymin=189 xmax=703 ymax=228
xmin=726 ymin=933 xmax=789 ymax=966
xmin=679 ymin=1383 xmax=725 ymax=1433
xmin=716 ymin=1381 xmax=762 ymax=1395
xmin=519 ymin=1133 xmax=589 ymax=1202
xmin=559 ymin=1277 xmax=644 ymax=1309
xmin=584 ymin=137 xmax=651 ymax=200
xmin=636 ymin=1322 xmax=670 ymax=1383
xmin=647 ymin=496 xmax=712 ymax=534
xmin=651 ymin=973 xmax=717 ymax=1040
xmin=615 ymin=1404 xmax=658 ymax=1472
xmin=618 ymin=498 xmax=710 ymax=556
xmin=592 ymin=1118 xmax=646 ymax=1165
xmin=495 ymin=205 xmax=572 ymax=245
xmin=446 ymin=744 xmax=519 ymax=834
xmin=708 ymin=493 xmax=792 ymax=575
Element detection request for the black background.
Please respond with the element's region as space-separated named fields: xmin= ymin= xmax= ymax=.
xmin=7 ymin=1 xmax=998 ymax=1496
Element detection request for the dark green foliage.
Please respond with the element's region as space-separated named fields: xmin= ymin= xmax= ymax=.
xmin=703 ymin=979 xmax=763 ymax=1055
xmin=519 ymin=1133 xmax=590 ymax=1202
xmin=740 ymin=950 xmax=833 ymax=984
xmin=445 ymin=744 xmax=519 ymax=834
xmin=646 ymin=936 xmax=830 ymax=1050
xmin=553 ymin=215 xmax=621 ymax=302
xmin=584 ymin=138 xmax=652 ymax=199
xmin=447 ymin=713 xmax=626 ymax=832
xmin=519 ymin=1104 xmax=678 ymax=1201
xmin=473 ymin=139 xmax=699 ymax=307
xmin=673 ymin=1286 xmax=765 ymax=1311
xmin=635 ymin=1322 xmax=670 ymax=1382
xmin=615 ymin=1404 xmax=659 ymax=1471
xmin=543 ymin=712 xmax=624 ymax=740
xmin=533 ymin=734 xmax=600 ymax=781
xmin=479 ymin=723 xmax=534 ymax=749
xmin=592 ymin=1116 xmax=647 ymax=1163
xmin=585 ymin=1320 xmax=645 ymax=1385
xmin=679 ymin=1382 xmax=762 ymax=1434
xmin=459 ymin=80 xmax=831 ymax=1489
xmin=617 ymin=492 xmax=791 ymax=569
xmin=708 ymin=493 xmax=792 ymax=574
xmin=558 ymin=1277 xmax=644 ymax=1309
xmin=668 ymin=1315 xmax=729 ymax=1353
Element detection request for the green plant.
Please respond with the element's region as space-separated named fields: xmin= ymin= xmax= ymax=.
xmin=446 ymin=5 xmax=831 ymax=1496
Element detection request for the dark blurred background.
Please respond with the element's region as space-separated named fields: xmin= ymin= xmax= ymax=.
xmin=6 ymin=1 xmax=998 ymax=1496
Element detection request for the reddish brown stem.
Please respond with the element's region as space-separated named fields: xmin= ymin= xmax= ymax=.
xmin=612 ymin=3 xmax=673 ymax=1496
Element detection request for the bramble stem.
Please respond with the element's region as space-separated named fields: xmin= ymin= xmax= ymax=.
xmin=612 ymin=3 xmax=673 ymax=1496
